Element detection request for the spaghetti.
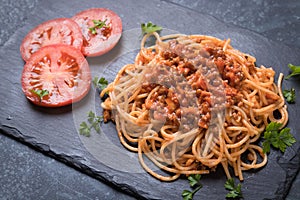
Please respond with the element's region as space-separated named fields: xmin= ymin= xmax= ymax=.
xmin=100 ymin=32 xmax=288 ymax=181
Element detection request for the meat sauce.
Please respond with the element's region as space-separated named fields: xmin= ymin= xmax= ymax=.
xmin=105 ymin=38 xmax=246 ymax=130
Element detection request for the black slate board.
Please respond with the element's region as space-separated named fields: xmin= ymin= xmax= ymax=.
xmin=1 ymin=0 xmax=299 ymax=199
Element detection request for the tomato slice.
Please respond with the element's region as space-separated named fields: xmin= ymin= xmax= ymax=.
xmin=20 ymin=18 xmax=83 ymax=61
xmin=21 ymin=44 xmax=91 ymax=107
xmin=72 ymin=8 xmax=122 ymax=57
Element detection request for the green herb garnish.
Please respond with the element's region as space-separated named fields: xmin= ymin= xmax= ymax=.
xmin=30 ymin=89 xmax=49 ymax=101
xmin=285 ymin=63 xmax=300 ymax=79
xmin=79 ymin=122 xmax=90 ymax=137
xmin=79 ymin=111 xmax=103 ymax=137
xmin=283 ymin=88 xmax=296 ymax=103
xmin=141 ymin=22 xmax=162 ymax=35
xmin=93 ymin=76 xmax=108 ymax=91
xmin=224 ymin=178 xmax=243 ymax=199
xmin=262 ymin=122 xmax=296 ymax=153
xmin=89 ymin=19 xmax=108 ymax=35
xmin=182 ymin=174 xmax=202 ymax=200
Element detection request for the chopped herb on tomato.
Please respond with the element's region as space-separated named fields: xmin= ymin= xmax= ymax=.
xmin=21 ymin=45 xmax=91 ymax=107
xmin=89 ymin=19 xmax=109 ymax=35
xmin=30 ymin=89 xmax=49 ymax=101
xmin=72 ymin=8 xmax=122 ymax=57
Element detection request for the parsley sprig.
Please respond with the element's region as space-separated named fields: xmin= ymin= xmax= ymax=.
xmin=285 ymin=63 xmax=300 ymax=79
xmin=141 ymin=22 xmax=162 ymax=35
xmin=30 ymin=89 xmax=49 ymax=101
xmin=224 ymin=178 xmax=243 ymax=199
xmin=182 ymin=174 xmax=202 ymax=200
xmin=283 ymin=88 xmax=296 ymax=103
xmin=79 ymin=111 xmax=103 ymax=137
xmin=89 ymin=19 xmax=108 ymax=35
xmin=262 ymin=122 xmax=296 ymax=153
xmin=93 ymin=76 xmax=108 ymax=91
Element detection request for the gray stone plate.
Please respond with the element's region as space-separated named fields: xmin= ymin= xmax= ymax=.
xmin=1 ymin=0 xmax=299 ymax=199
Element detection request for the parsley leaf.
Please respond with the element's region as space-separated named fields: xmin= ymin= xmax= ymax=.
xmin=92 ymin=121 xmax=101 ymax=133
xmin=79 ymin=122 xmax=91 ymax=137
xmin=89 ymin=19 xmax=108 ymax=35
xmin=182 ymin=174 xmax=202 ymax=200
xmin=285 ymin=63 xmax=300 ymax=79
xmin=188 ymin=174 xmax=201 ymax=187
xmin=88 ymin=111 xmax=96 ymax=123
xmin=224 ymin=178 xmax=243 ymax=199
xmin=283 ymin=88 xmax=296 ymax=103
xmin=141 ymin=22 xmax=162 ymax=35
xmin=79 ymin=111 xmax=103 ymax=136
xmin=30 ymin=89 xmax=49 ymax=101
xmin=182 ymin=190 xmax=194 ymax=200
xmin=93 ymin=76 xmax=108 ymax=91
xmin=262 ymin=122 xmax=296 ymax=153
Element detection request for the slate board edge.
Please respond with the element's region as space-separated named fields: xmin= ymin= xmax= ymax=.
xmin=275 ymin=145 xmax=300 ymax=199
xmin=1 ymin=107 xmax=299 ymax=200
xmin=0 ymin=126 xmax=146 ymax=200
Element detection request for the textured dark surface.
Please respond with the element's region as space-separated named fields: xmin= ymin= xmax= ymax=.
xmin=1 ymin=0 xmax=300 ymax=199
xmin=167 ymin=0 xmax=300 ymax=49
xmin=0 ymin=133 xmax=134 ymax=200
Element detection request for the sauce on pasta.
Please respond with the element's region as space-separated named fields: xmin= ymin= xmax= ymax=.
xmin=101 ymin=33 xmax=288 ymax=181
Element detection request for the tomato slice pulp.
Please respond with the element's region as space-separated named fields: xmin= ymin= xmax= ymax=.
xmin=20 ymin=18 xmax=83 ymax=61
xmin=72 ymin=8 xmax=122 ymax=57
xmin=21 ymin=44 xmax=91 ymax=107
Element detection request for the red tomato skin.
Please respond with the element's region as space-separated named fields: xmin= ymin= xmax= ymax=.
xmin=72 ymin=8 xmax=122 ymax=57
xmin=21 ymin=44 xmax=91 ymax=107
xmin=20 ymin=18 xmax=83 ymax=62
